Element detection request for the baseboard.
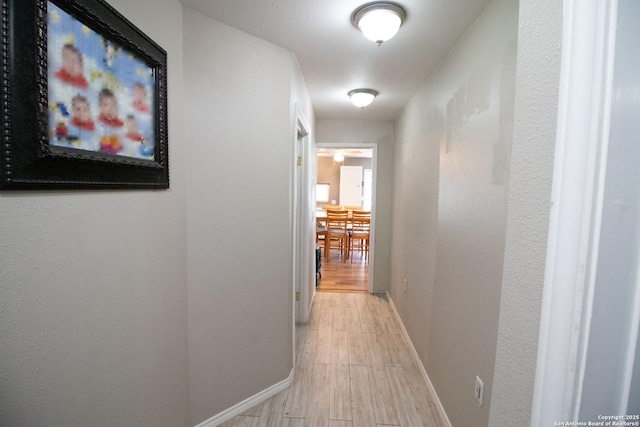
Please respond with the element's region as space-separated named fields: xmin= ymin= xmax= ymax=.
xmin=386 ymin=292 xmax=453 ymax=427
xmin=194 ymin=367 xmax=295 ymax=427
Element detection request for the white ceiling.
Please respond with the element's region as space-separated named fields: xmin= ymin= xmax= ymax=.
xmin=178 ymin=0 xmax=492 ymax=121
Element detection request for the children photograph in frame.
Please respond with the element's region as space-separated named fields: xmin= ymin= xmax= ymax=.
xmin=47 ymin=1 xmax=156 ymax=161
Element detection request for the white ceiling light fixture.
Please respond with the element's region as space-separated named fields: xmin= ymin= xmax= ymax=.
xmin=333 ymin=152 xmax=345 ymax=163
xmin=348 ymin=88 xmax=378 ymax=108
xmin=351 ymin=2 xmax=407 ymax=46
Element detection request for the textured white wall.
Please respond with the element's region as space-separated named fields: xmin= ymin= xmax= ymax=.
xmin=390 ymin=0 xmax=517 ymax=425
xmin=489 ymin=0 xmax=562 ymax=424
xmin=182 ymin=8 xmax=313 ymax=424
xmin=315 ymin=120 xmax=394 ymax=294
xmin=0 ymin=1 xmax=191 ymax=426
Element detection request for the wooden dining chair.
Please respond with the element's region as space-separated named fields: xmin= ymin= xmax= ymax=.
xmin=325 ymin=209 xmax=349 ymax=262
xmin=316 ymin=216 xmax=327 ymax=256
xmin=349 ymin=211 xmax=371 ymax=263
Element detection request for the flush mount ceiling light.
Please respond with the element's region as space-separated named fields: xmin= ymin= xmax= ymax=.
xmin=348 ymin=89 xmax=378 ymax=108
xmin=351 ymin=2 xmax=407 ymax=46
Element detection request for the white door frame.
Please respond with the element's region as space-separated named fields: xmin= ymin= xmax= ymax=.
xmin=293 ymin=104 xmax=314 ymax=335
xmin=316 ymin=142 xmax=377 ymax=294
xmin=531 ymin=0 xmax=626 ymax=423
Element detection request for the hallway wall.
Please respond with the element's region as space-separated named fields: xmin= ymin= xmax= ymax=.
xmin=390 ymin=0 xmax=518 ymax=425
xmin=0 ymin=1 xmax=191 ymax=426
xmin=182 ymin=8 xmax=314 ymax=424
xmin=316 ymin=120 xmax=394 ymax=294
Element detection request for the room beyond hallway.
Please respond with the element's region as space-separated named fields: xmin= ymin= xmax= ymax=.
xmin=220 ymin=293 xmax=445 ymax=426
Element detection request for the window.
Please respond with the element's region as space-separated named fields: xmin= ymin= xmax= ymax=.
xmin=316 ymin=183 xmax=330 ymax=202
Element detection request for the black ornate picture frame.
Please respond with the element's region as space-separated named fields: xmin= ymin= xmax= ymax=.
xmin=0 ymin=0 xmax=168 ymax=190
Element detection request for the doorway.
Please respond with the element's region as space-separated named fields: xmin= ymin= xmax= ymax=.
xmin=531 ymin=0 xmax=640 ymax=422
xmin=293 ymin=105 xmax=313 ymax=330
xmin=315 ymin=143 xmax=376 ymax=293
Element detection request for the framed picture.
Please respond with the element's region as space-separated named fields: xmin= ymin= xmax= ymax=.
xmin=0 ymin=0 xmax=169 ymax=189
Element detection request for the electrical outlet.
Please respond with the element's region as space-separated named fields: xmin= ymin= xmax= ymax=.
xmin=475 ymin=376 xmax=484 ymax=406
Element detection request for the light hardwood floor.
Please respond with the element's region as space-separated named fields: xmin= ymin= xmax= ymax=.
xmin=316 ymin=249 xmax=369 ymax=293
xmin=220 ymin=293 xmax=446 ymax=427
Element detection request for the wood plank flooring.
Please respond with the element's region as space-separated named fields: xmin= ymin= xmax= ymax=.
xmin=220 ymin=293 xmax=446 ymax=427
xmin=316 ymin=250 xmax=369 ymax=293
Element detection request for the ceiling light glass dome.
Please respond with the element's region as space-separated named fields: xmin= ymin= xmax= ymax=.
xmin=348 ymin=89 xmax=378 ymax=108
xmin=352 ymin=2 xmax=407 ymax=45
